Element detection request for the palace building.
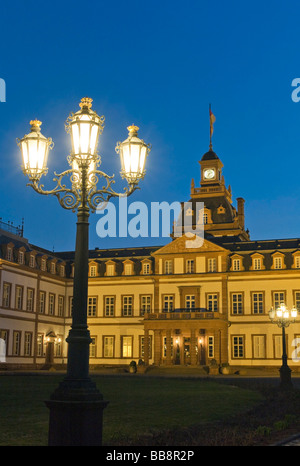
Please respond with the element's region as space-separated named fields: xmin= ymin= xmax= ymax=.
xmin=1 ymin=145 xmax=300 ymax=371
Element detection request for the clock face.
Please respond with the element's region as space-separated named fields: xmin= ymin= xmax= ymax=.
xmin=204 ymin=168 xmax=215 ymax=179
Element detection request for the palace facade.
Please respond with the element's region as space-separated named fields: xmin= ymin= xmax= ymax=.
xmin=1 ymin=146 xmax=300 ymax=371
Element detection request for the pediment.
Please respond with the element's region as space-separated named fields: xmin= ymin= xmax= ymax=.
xmin=152 ymin=234 xmax=228 ymax=255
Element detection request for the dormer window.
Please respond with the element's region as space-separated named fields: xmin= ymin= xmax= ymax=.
xmin=18 ymin=251 xmax=24 ymax=265
xmin=29 ymin=255 xmax=35 ymax=268
xmin=51 ymin=262 xmax=56 ymax=274
xmin=230 ymin=254 xmax=244 ymax=271
xmin=292 ymin=252 xmax=300 ymax=269
xmin=59 ymin=265 xmax=65 ymax=277
xmin=41 ymin=259 xmax=46 ymax=272
xmin=124 ymin=261 xmax=133 ymax=275
xmin=250 ymin=253 xmax=265 ymax=271
xmin=142 ymin=261 xmax=151 ymax=275
xmin=90 ymin=265 xmax=97 ymax=277
xmin=271 ymin=252 xmax=285 ymax=270
xmin=7 ymin=247 xmax=12 ymax=261
xmin=105 ymin=261 xmax=115 ymax=277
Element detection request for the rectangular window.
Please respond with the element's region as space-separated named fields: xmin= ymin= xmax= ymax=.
xmin=140 ymin=295 xmax=151 ymax=316
xmin=55 ymin=336 xmax=62 ymax=357
xmin=90 ymin=337 xmax=96 ymax=357
xmin=232 ymin=293 xmax=243 ymax=315
xmin=103 ymin=336 xmax=114 ymax=358
xmin=104 ymin=296 xmax=115 ymax=316
xmin=140 ymin=335 xmax=152 ymax=359
xmin=41 ymin=259 xmax=46 ymax=272
xmin=88 ymin=297 xmax=97 ymax=317
xmin=58 ymin=296 xmax=64 ymax=317
xmin=37 ymin=334 xmax=44 ymax=357
xmin=15 ymin=285 xmax=23 ymax=310
xmin=29 ymin=255 xmax=35 ymax=268
xmin=18 ymin=251 xmax=24 ymax=265
xmin=26 ymin=288 xmax=34 ymax=312
xmin=185 ymin=295 xmax=195 ymax=310
xmin=273 ymin=292 xmax=285 ymax=310
xmin=274 ymin=257 xmax=283 ymax=269
xmin=121 ymin=336 xmax=133 ymax=358
xmin=252 ymin=292 xmax=264 ymax=314
xmin=164 ymin=260 xmax=173 ymax=274
xmin=207 ymin=294 xmax=218 ymax=312
xmin=24 ymin=332 xmax=32 ymax=357
xmin=253 ymin=335 xmax=265 ymax=358
xmin=186 ymin=259 xmax=194 ymax=273
xmin=124 ymin=263 xmax=132 ymax=275
xmin=48 ymin=293 xmax=55 ymax=315
xmin=163 ymin=295 xmax=174 ymax=312
xmin=39 ymin=291 xmax=46 ymax=314
xmin=295 ymin=292 xmax=300 ymax=312
xmin=253 ymin=258 xmax=261 ymax=270
xmin=208 ymin=336 xmax=214 ymax=358
xmin=143 ymin=262 xmax=151 ymax=274
xmin=12 ymin=331 xmax=21 ymax=356
xmin=207 ymin=258 xmax=216 ymax=272
xmin=232 ymin=336 xmax=244 ymax=358
xmin=122 ymin=296 xmax=133 ymax=316
xmin=59 ymin=265 xmax=65 ymax=277
xmin=163 ymin=336 xmax=173 ymax=358
xmin=274 ymin=335 xmax=283 ymax=358
xmin=2 ymin=283 xmax=11 ymax=308
xmin=90 ymin=265 xmax=97 ymax=277
xmin=233 ymin=259 xmax=241 ymax=271
xmin=106 ymin=264 xmax=115 ymax=276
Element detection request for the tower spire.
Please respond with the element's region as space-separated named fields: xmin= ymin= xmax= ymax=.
xmin=209 ymin=104 xmax=216 ymax=150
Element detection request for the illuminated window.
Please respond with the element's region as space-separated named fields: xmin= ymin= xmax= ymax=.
xmin=121 ymin=336 xmax=133 ymax=358
xmin=48 ymin=293 xmax=55 ymax=315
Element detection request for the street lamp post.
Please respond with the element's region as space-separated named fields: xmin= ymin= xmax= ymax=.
xmin=17 ymin=97 xmax=151 ymax=446
xmin=269 ymin=303 xmax=298 ymax=390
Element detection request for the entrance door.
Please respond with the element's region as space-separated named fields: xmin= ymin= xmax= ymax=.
xmin=184 ymin=338 xmax=191 ymax=364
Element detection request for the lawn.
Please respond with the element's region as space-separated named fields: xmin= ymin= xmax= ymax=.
xmin=0 ymin=373 xmax=263 ymax=446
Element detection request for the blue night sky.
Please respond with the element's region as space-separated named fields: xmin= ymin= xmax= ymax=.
xmin=0 ymin=0 xmax=300 ymax=252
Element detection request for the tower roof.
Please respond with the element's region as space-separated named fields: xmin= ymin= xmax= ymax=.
xmin=201 ymin=149 xmax=219 ymax=161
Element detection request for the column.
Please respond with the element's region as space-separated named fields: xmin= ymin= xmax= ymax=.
xmin=166 ymin=329 xmax=172 ymax=365
xmin=190 ymin=328 xmax=197 ymax=365
xmin=154 ymin=330 xmax=161 ymax=366
xmin=144 ymin=329 xmax=149 ymax=366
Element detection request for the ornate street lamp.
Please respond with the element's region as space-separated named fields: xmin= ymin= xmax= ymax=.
xmin=17 ymin=97 xmax=151 ymax=446
xmin=269 ymin=303 xmax=298 ymax=390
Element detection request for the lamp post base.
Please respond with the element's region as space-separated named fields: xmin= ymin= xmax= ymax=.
xmin=279 ymin=364 xmax=293 ymax=390
xmin=45 ymin=377 xmax=108 ymax=446
xmin=46 ymin=398 xmax=108 ymax=446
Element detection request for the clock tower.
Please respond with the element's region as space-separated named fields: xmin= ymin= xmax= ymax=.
xmin=174 ymin=144 xmax=250 ymax=241
xmin=200 ymin=148 xmax=224 ymax=187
